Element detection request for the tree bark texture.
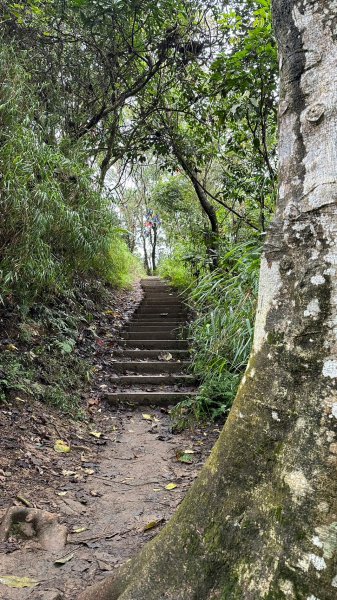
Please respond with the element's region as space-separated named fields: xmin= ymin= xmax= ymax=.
xmin=79 ymin=2 xmax=337 ymax=598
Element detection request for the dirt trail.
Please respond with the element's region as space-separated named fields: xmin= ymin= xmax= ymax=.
xmin=0 ymin=279 xmax=220 ymax=600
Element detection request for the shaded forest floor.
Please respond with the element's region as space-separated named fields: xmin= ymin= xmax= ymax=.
xmin=0 ymin=281 xmax=221 ymax=599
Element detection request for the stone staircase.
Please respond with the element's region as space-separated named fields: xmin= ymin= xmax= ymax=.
xmin=106 ymin=277 xmax=197 ymax=406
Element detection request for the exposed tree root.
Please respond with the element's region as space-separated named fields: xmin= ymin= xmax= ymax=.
xmin=0 ymin=506 xmax=68 ymax=552
xmin=77 ymin=568 xmax=128 ymax=600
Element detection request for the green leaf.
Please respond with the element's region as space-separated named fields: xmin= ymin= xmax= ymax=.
xmin=178 ymin=453 xmax=194 ymax=464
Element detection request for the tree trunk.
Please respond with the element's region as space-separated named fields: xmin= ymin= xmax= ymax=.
xmin=151 ymin=223 xmax=157 ymax=273
xmin=172 ymin=143 xmax=219 ymax=271
xmin=141 ymin=233 xmax=150 ymax=275
xmin=191 ymin=171 xmax=219 ymax=271
xmin=78 ymin=2 xmax=337 ymax=598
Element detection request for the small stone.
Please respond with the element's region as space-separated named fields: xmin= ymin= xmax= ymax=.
xmin=98 ymin=560 xmax=113 ymax=571
xmin=36 ymin=590 xmax=63 ymax=600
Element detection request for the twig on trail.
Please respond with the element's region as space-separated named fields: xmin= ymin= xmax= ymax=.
xmin=92 ymin=475 xmax=162 ymax=487
xmin=111 ymin=455 xmax=138 ymax=461
xmin=144 ymin=500 xmax=171 ymax=507
xmin=16 ymin=494 xmax=32 ymax=507
xmin=25 ymin=581 xmax=49 ymax=598
xmin=58 ymin=497 xmax=81 ymax=513
xmin=72 ymin=444 xmax=93 ymax=453
xmin=50 ymin=419 xmax=63 ymax=440
xmin=68 ymin=527 xmax=134 ymax=544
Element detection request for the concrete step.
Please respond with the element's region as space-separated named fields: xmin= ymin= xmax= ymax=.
xmin=141 ymin=286 xmax=172 ymax=292
xmin=121 ymin=339 xmax=188 ymax=349
xmin=141 ymin=300 xmax=182 ymax=305
xmin=141 ymin=280 xmax=170 ymax=286
xmin=138 ymin=302 xmax=183 ymax=307
xmin=142 ymin=291 xmax=173 ymax=295
xmin=111 ymin=361 xmax=190 ymax=373
xmin=135 ymin=309 xmax=186 ymax=321
xmin=112 ymin=349 xmax=190 ymax=359
xmin=132 ymin=318 xmax=184 ymax=324
xmin=140 ymin=304 xmax=183 ymax=310
xmin=141 ymin=294 xmax=175 ymax=298
xmin=136 ymin=304 xmax=182 ymax=313
xmin=105 ymin=391 xmax=197 ymax=407
xmin=142 ymin=295 xmax=180 ymax=300
xmin=136 ymin=305 xmax=185 ymax=311
xmin=133 ymin=317 xmax=186 ymax=323
xmin=122 ymin=331 xmax=184 ymax=340
xmin=125 ymin=325 xmax=183 ymax=332
xmin=113 ymin=374 xmax=196 ymax=385
xmin=143 ymin=293 xmax=178 ymax=297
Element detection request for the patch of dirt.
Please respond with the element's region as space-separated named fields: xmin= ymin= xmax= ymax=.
xmin=0 ymin=281 xmax=221 ymax=599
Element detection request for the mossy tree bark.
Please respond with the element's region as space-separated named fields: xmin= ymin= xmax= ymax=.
xmin=79 ymin=2 xmax=337 ymax=598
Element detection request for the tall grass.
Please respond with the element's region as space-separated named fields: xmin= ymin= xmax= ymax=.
xmin=186 ymin=240 xmax=261 ymax=418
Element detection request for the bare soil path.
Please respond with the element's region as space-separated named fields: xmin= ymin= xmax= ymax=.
xmin=0 ymin=279 xmax=221 ymax=600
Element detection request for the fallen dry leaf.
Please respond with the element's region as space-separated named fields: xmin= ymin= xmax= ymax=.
xmin=54 ymin=553 xmax=74 ymax=565
xmin=0 ymin=576 xmax=38 ymax=588
xmin=62 ymin=469 xmax=76 ymax=476
xmin=143 ymin=518 xmax=164 ymax=531
xmin=72 ymin=526 xmax=88 ymax=534
xmin=142 ymin=414 xmax=153 ymax=421
xmin=89 ymin=431 xmax=102 ymax=439
xmin=165 ymin=483 xmax=177 ymax=491
xmin=6 ymin=344 xmax=18 ymax=352
xmin=54 ymin=440 xmax=71 ymax=453
xmin=82 ymin=468 xmax=95 ymax=475
xmin=158 ymin=351 xmax=173 ymax=361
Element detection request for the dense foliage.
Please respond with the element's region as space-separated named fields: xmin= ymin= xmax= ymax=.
xmin=0 ymin=0 xmax=278 ymax=418
xmin=0 ymin=46 xmax=140 ymax=304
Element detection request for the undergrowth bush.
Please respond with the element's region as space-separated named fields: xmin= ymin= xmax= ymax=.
xmin=174 ymin=240 xmax=261 ymax=421
xmin=158 ymin=243 xmax=204 ymax=289
xmin=158 ymin=255 xmax=193 ymax=289
xmin=106 ymin=239 xmax=145 ymax=288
